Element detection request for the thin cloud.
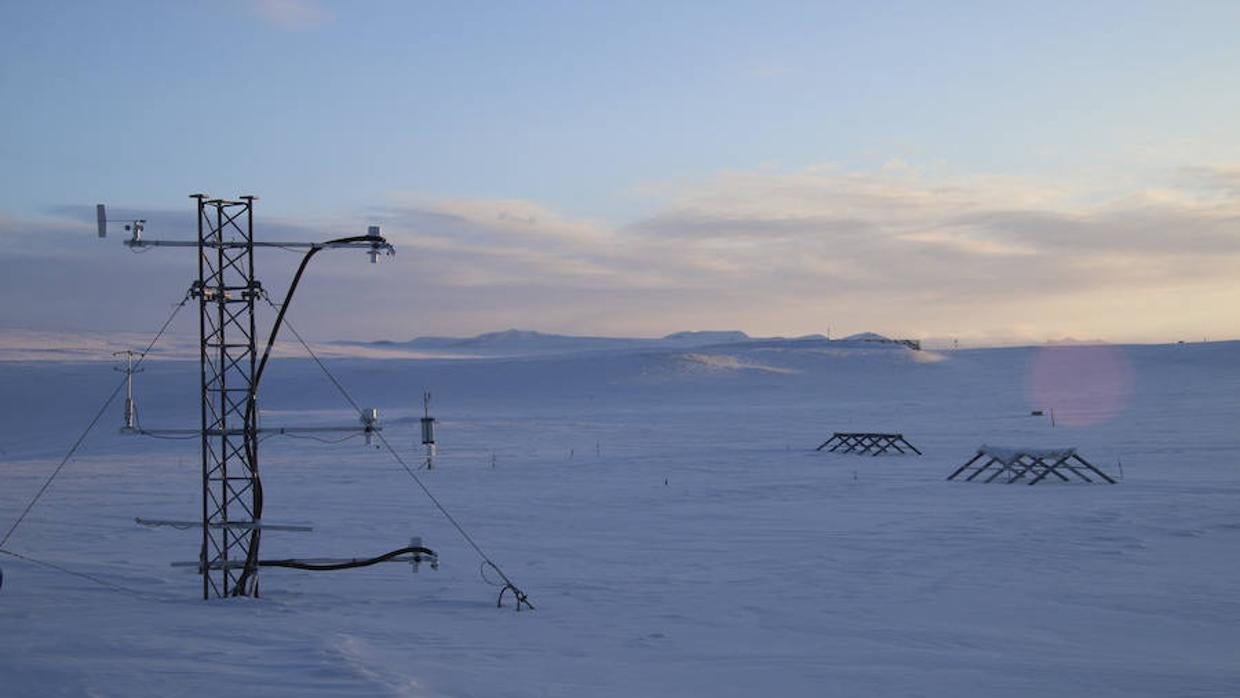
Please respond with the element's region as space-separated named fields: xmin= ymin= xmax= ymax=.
xmin=372 ymin=165 xmax=1240 ymax=340
xmin=4 ymin=164 xmax=1240 ymax=344
xmin=248 ymin=0 xmax=333 ymax=30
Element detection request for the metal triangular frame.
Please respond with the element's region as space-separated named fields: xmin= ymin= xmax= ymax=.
xmin=816 ymin=432 xmax=922 ymax=456
xmin=946 ymin=446 xmax=1117 ymax=485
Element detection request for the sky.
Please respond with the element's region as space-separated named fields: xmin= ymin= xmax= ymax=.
xmin=2 ymin=0 xmax=1239 ymax=346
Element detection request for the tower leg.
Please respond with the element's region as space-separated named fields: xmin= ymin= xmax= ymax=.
xmin=196 ymin=196 xmax=261 ymax=598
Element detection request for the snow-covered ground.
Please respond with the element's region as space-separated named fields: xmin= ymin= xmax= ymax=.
xmin=1 ymin=339 xmax=1237 ymax=696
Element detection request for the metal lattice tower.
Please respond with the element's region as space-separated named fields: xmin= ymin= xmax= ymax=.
xmin=98 ymin=193 xmax=396 ymax=599
xmin=194 ymin=195 xmax=262 ymax=598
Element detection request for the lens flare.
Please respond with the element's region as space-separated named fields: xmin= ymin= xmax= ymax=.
xmin=1027 ymin=345 xmax=1134 ymax=427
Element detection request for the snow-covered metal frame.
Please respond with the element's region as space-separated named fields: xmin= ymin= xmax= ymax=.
xmin=946 ymin=446 xmax=1117 ymax=485
xmin=816 ymin=432 xmax=922 ymax=456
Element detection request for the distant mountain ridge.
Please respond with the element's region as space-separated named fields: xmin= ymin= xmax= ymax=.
xmin=349 ymin=328 xmax=862 ymax=357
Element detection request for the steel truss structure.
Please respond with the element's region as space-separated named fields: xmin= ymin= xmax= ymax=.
xmin=104 ymin=194 xmax=395 ymax=599
xmin=193 ymin=196 xmax=263 ymax=598
xmin=815 ymin=432 xmax=922 ymax=456
xmin=946 ymin=446 xmax=1117 ymax=485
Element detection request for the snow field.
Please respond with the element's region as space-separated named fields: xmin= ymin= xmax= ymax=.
xmin=1 ymin=341 xmax=1237 ymax=696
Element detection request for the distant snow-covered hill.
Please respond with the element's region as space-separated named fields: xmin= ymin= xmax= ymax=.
xmin=342 ymin=329 xmax=899 ymax=358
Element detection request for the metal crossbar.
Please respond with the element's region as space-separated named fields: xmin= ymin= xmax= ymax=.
xmin=815 ymin=432 xmax=922 ymax=456
xmin=946 ymin=446 xmax=1117 ymax=485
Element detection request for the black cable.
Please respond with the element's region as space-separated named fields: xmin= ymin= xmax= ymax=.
xmin=253 ymin=235 xmax=380 ymax=393
xmin=136 ymin=430 xmax=199 ymax=441
xmin=258 ymin=545 xmax=437 ymax=572
xmin=267 ymin=295 xmax=364 ymax=414
xmin=272 ymin=304 xmax=534 ymax=610
xmin=280 ymin=431 xmax=364 ymax=445
xmin=132 ymin=403 xmax=198 ymax=441
xmin=0 ymin=291 xmax=191 ymax=549
xmin=480 ymin=559 xmax=506 ymax=587
xmin=0 ymin=548 xmax=151 ymax=600
xmin=235 ymin=235 xmax=383 ymax=595
xmin=371 ymin=420 xmax=532 ymax=610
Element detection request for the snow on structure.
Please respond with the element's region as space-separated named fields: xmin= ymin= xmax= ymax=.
xmin=947 ymin=445 xmax=1118 ymax=485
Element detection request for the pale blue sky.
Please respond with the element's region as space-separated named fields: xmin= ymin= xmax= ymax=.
xmin=3 ymin=1 xmax=1240 ymax=343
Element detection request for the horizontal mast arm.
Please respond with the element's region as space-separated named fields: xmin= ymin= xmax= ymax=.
xmin=124 ymin=239 xmax=394 ymax=250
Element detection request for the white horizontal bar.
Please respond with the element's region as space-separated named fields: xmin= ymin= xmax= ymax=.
xmin=265 ymin=426 xmax=382 ymax=434
xmin=133 ymin=426 xmax=379 ymax=436
xmin=135 ymin=517 xmax=313 ymax=532
xmin=124 ymin=240 xmax=390 ymax=250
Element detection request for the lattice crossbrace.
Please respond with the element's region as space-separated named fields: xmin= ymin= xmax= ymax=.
xmin=195 ymin=196 xmax=262 ymax=598
xmin=815 ymin=432 xmax=922 ymax=456
xmin=946 ymin=446 xmax=1117 ymax=485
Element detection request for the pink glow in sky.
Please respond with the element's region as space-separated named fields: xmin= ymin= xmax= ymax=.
xmin=1027 ymin=345 xmax=1135 ymax=427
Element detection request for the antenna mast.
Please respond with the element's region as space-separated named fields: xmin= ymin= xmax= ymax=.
xmin=100 ymin=195 xmax=394 ymax=599
xmin=113 ymin=350 xmax=142 ymax=432
xmin=193 ymin=195 xmax=262 ymax=599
